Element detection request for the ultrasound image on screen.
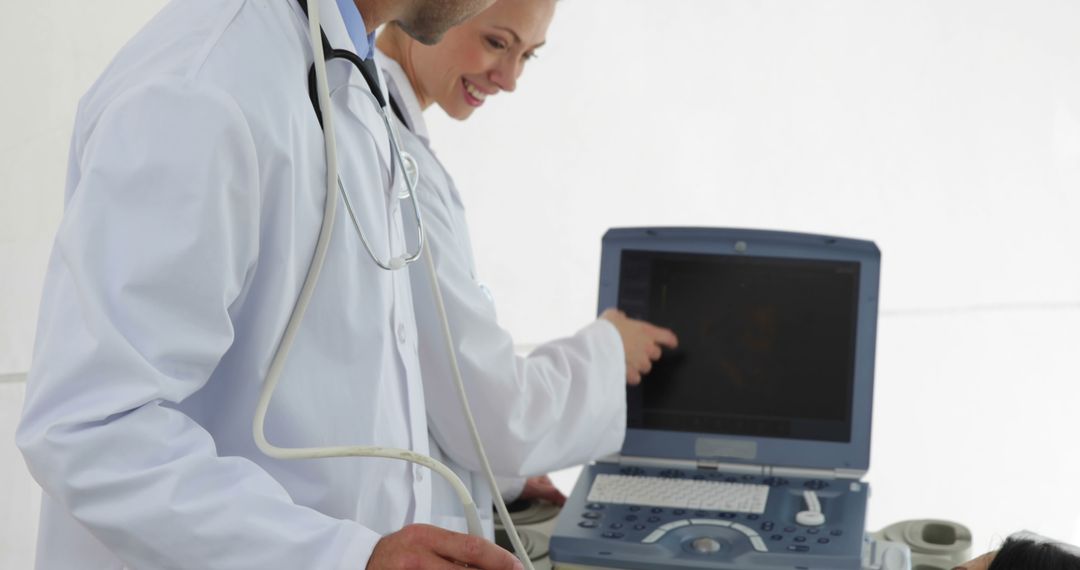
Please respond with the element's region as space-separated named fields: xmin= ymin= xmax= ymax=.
xmin=620 ymin=250 xmax=859 ymax=442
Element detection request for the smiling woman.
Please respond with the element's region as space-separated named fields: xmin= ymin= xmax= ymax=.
xmin=373 ymin=0 xmax=680 ymax=541
xmin=377 ymin=0 xmax=556 ymax=118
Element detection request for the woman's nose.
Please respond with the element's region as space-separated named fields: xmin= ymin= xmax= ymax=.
xmin=490 ymin=58 xmax=520 ymax=93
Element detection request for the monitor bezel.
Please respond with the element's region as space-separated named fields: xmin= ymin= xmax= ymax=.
xmin=599 ymin=227 xmax=879 ymax=473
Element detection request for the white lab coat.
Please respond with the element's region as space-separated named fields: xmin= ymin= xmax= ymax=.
xmin=376 ymin=52 xmax=628 ymax=536
xmin=16 ymin=1 xmax=432 ymax=568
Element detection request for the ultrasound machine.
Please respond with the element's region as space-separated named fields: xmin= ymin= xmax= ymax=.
xmin=549 ymin=227 xmax=881 ymax=570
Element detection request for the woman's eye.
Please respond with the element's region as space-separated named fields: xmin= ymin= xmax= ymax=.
xmin=485 ymin=36 xmax=507 ymax=50
xmin=523 ymin=51 xmax=538 ymax=62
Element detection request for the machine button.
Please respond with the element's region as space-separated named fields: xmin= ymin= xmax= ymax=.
xmin=718 ymin=512 xmax=737 ymax=519
xmin=625 ymin=515 xmax=638 ymax=522
xmin=690 ymin=537 xmax=721 ymax=554
xmin=830 ymin=529 xmax=844 ymax=536
xmin=695 ymin=510 xmax=708 ymax=517
xmin=602 ymin=532 xmax=625 ymax=539
xmin=633 ymin=524 xmax=647 ymax=531
xmin=651 ymin=507 xmax=664 ymax=514
xmin=659 ymin=520 xmax=691 ymax=532
xmin=794 ymin=536 xmax=807 ymax=543
xmin=784 ymin=526 xmax=797 ymax=533
xmin=641 ymin=530 xmax=666 ymax=544
xmin=750 ymin=536 xmax=769 ymax=552
xmin=770 ymin=534 xmax=784 ymax=541
xmin=578 ymin=520 xmax=598 ymax=529
xmin=609 ymin=523 xmax=623 ymax=530
xmin=690 ymin=519 xmax=731 ymax=527
xmin=647 ymin=516 xmax=661 ymax=523
xmin=787 ymin=545 xmax=811 ymax=552
xmin=731 ymin=523 xmax=759 ymax=538
xmin=747 ymin=514 xmax=760 ymax=520
xmin=673 ymin=509 xmax=686 ymax=515
xmin=818 ymin=538 xmax=831 ymax=544
xmin=582 ymin=511 xmax=602 ymax=520
xmin=761 ymin=522 xmax=775 ymax=531
xmin=629 ymin=506 xmax=641 ymax=512
xmin=586 ymin=503 xmax=605 ymax=510
xmin=807 ymin=528 xmax=820 ymax=535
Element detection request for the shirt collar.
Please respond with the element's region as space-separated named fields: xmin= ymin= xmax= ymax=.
xmin=334 ymin=0 xmax=375 ymax=59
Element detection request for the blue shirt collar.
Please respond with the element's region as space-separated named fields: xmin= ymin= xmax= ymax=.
xmin=334 ymin=0 xmax=375 ymax=59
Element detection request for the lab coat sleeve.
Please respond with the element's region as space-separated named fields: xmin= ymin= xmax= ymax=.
xmin=412 ymin=179 xmax=627 ymax=479
xmin=16 ymin=79 xmax=380 ymax=570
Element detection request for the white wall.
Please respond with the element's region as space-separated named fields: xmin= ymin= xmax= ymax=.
xmin=2 ymin=0 xmax=1078 ymax=565
xmin=1 ymin=376 xmax=37 ymax=570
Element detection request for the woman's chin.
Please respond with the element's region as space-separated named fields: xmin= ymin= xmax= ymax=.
xmin=443 ymin=103 xmax=478 ymax=122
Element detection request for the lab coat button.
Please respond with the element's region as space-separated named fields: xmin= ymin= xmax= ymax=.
xmin=396 ymin=322 xmax=406 ymax=343
xmin=414 ymin=465 xmax=424 ymax=482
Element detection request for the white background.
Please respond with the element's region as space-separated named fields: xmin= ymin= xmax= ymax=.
xmin=2 ymin=0 xmax=1079 ymax=567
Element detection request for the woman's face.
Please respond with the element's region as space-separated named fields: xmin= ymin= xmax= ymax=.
xmin=408 ymin=0 xmax=557 ymax=120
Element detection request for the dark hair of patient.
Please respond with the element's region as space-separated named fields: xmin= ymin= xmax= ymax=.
xmin=987 ymin=536 xmax=1080 ymax=570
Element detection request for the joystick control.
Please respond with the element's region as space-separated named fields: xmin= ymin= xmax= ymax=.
xmin=796 ymin=490 xmax=825 ymax=527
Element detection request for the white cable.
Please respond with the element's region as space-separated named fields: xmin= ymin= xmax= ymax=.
xmin=421 ymin=238 xmax=536 ymax=570
xmin=804 ymin=489 xmax=821 ymax=513
xmin=253 ymin=0 xmax=483 ymax=542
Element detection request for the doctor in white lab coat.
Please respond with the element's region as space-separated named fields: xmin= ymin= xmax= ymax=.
xmin=375 ymin=0 xmax=680 ymax=535
xmin=15 ymin=0 xmax=523 ymax=569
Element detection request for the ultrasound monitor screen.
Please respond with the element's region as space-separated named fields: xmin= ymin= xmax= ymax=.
xmin=620 ymin=249 xmax=860 ymax=443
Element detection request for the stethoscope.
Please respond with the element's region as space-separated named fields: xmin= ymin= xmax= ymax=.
xmin=297 ymin=0 xmax=423 ymax=271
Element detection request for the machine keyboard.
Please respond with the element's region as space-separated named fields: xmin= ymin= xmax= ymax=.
xmin=586 ymin=473 xmax=770 ymax=514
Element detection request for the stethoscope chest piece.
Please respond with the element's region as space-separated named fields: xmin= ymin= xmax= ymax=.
xmin=398 ymin=151 xmax=420 ymax=199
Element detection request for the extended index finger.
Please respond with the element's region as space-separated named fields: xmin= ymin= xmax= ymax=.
xmin=431 ymin=528 xmax=522 ymax=570
xmin=645 ymin=324 xmax=679 ymax=349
